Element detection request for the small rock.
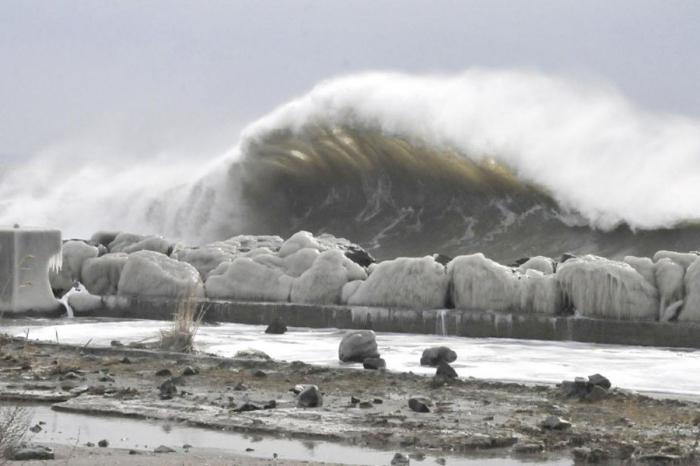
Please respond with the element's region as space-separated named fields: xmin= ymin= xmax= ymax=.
xmin=373 ymin=398 xmax=383 ymax=404
xmin=110 ymin=340 xmax=124 ymax=347
xmin=98 ymin=439 xmax=109 ymax=448
xmin=338 ymin=330 xmax=379 ymax=363
xmin=390 ymin=452 xmax=410 ymax=465
xmin=513 ymin=442 xmax=544 ymax=454
xmin=265 ymin=318 xmax=287 ymax=334
xmin=98 ymin=375 xmax=115 ymax=383
xmin=10 ymin=445 xmax=54 ymax=461
xmin=245 ymin=447 xmax=254 ymax=452
xmin=588 ymin=373 xmax=611 ymax=390
xmin=358 ymin=401 xmax=373 ymax=409
xmin=362 ymin=357 xmax=386 ymax=370
xmin=297 ymin=385 xmax=323 ymax=408
xmin=233 ymin=381 xmax=248 ymax=391
xmin=435 ymin=458 xmax=446 ymax=466
xmin=435 ymin=361 xmax=458 ymax=379
xmin=29 ymin=424 xmax=42 ymax=433
xmin=121 ymin=357 xmax=131 ymax=364
xmin=420 ymin=346 xmax=457 ymax=366
xmin=350 ymin=396 xmax=360 ymax=404
xmin=85 ymin=442 xmax=95 ymax=447
xmin=128 ymin=449 xmax=139 ymax=455
xmin=233 ymin=402 xmax=262 ymax=413
xmin=233 ymin=349 xmax=271 ymax=361
xmin=408 ymin=397 xmax=432 ymax=413
xmin=637 ymin=453 xmax=681 ymax=463
xmin=60 ymin=371 xmax=81 ymax=380
xmin=251 ymin=369 xmax=267 ymax=378
xmin=155 ymin=368 xmax=172 ymax=377
xmin=154 ymin=445 xmax=176 ymax=453
xmin=541 ymin=415 xmax=572 ymax=430
xmin=159 ymin=379 xmax=177 ymax=400
xmin=183 ymin=444 xmax=192 ymax=449
xmin=182 ymin=366 xmax=198 ymax=376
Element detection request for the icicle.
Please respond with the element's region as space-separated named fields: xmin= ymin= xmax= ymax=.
xmin=48 ymin=251 xmax=63 ymax=274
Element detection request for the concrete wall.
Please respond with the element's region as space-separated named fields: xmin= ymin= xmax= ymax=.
xmin=75 ymin=296 xmax=700 ymax=349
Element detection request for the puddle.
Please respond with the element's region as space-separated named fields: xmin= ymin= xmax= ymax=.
xmin=11 ymin=404 xmax=570 ymax=465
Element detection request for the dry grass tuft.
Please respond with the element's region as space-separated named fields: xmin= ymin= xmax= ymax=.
xmin=159 ymin=295 xmax=205 ymax=353
xmin=0 ymin=406 xmax=31 ymax=462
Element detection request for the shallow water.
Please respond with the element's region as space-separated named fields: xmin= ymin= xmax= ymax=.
xmin=13 ymin=404 xmax=570 ymax=465
xmin=3 ymin=317 xmax=700 ymax=397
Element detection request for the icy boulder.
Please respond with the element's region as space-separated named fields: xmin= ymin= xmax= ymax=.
xmin=117 ymin=251 xmax=204 ymax=299
xmin=290 ymin=250 xmax=367 ymax=304
xmin=283 ymin=248 xmax=320 ymax=277
xmin=49 ymin=240 xmax=99 ymax=292
xmin=172 ymin=246 xmax=234 ymax=280
xmin=679 ymin=257 xmax=700 ymax=321
xmin=205 ymin=257 xmax=293 ymax=302
xmin=654 ymin=258 xmax=685 ymax=320
xmin=556 ymin=255 xmax=658 ymax=321
xmin=518 ymin=256 xmax=554 ymax=275
xmin=109 ymin=232 xmax=172 ymax=255
xmin=279 ymin=231 xmax=321 ymax=258
xmin=517 ymin=269 xmax=561 ymax=315
xmin=81 ymin=253 xmax=129 ymax=295
xmin=448 ymin=253 xmax=519 ymax=312
xmin=347 ymin=256 xmax=448 ymax=309
xmin=623 ymin=256 xmax=656 ymax=287
xmin=653 ymin=250 xmax=699 ymax=270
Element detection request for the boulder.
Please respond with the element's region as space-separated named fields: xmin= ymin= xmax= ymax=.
xmin=420 ymin=346 xmax=457 ymax=366
xmin=205 ymin=257 xmax=292 ymax=302
xmin=623 ymin=256 xmax=656 ymax=286
xmin=50 ymin=240 xmax=99 ymax=292
xmin=339 ymin=330 xmax=379 ymax=362
xmin=117 ymin=251 xmax=204 ymax=299
xmin=679 ymin=257 xmax=700 ymax=321
xmin=557 ymin=255 xmax=658 ymax=320
xmin=81 ymin=253 xmax=128 ymax=295
xmin=435 ymin=361 xmax=458 ymax=379
xmin=171 ymin=246 xmax=234 ymax=280
xmin=279 ymin=231 xmax=321 ymax=258
xmin=290 ymin=250 xmax=367 ymax=304
xmin=348 ymin=256 xmax=448 ymax=309
xmin=654 ymin=258 xmax=685 ymax=320
xmin=653 ymin=250 xmax=699 ymax=270
xmin=448 ymin=253 xmax=519 ymax=312
xmin=265 ymin=318 xmax=287 ymax=334
xmin=109 ymin=232 xmax=172 ymax=255
xmin=517 ymin=256 xmax=554 ymax=275
xmin=517 ymin=269 xmax=561 ymax=315
xmin=588 ymin=373 xmax=611 ymax=390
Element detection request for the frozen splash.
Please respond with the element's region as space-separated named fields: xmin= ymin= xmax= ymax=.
xmin=6 ymin=318 xmax=700 ymax=398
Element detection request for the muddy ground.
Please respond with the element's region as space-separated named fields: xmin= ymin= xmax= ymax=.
xmin=0 ymin=334 xmax=699 ymax=465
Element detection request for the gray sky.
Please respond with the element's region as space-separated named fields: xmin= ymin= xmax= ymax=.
xmin=1 ymin=0 xmax=699 ymax=162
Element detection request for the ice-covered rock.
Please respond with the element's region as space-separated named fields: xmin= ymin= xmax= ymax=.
xmin=81 ymin=253 xmax=128 ymax=295
xmin=338 ymin=330 xmax=379 ymax=362
xmin=279 ymin=231 xmax=321 ymax=258
xmin=518 ymin=256 xmax=554 ymax=275
xmin=172 ymin=247 xmax=234 ymax=280
xmin=109 ymin=233 xmax=173 ymax=255
xmin=90 ymin=231 xmax=120 ymax=248
xmin=49 ymin=240 xmax=99 ymax=292
xmin=205 ymin=257 xmax=293 ymax=302
xmin=347 ymin=256 xmax=448 ymax=309
xmin=653 ymin=250 xmax=699 ymax=270
xmin=290 ymin=250 xmax=367 ymax=304
xmin=282 ymin=248 xmax=320 ymax=277
xmin=623 ymin=256 xmax=656 ymax=287
xmin=654 ymin=258 xmax=685 ymax=320
xmin=556 ymin=255 xmax=658 ymax=321
xmin=448 ymin=253 xmax=518 ymax=312
xmin=117 ymin=251 xmax=204 ymax=298
xmin=341 ymin=280 xmax=363 ymax=304
xmin=517 ymin=269 xmax=561 ymax=315
xmin=679 ymin=257 xmax=700 ymax=321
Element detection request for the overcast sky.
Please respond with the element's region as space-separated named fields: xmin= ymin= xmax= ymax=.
xmin=1 ymin=0 xmax=699 ymax=162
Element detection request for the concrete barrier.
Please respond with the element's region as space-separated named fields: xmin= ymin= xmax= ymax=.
xmin=71 ymin=296 xmax=700 ymax=349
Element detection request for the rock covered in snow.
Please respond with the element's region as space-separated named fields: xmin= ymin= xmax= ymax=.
xmin=81 ymin=253 xmax=128 ymax=295
xmin=290 ymin=250 xmax=367 ymax=304
xmin=679 ymin=257 xmax=700 ymax=321
xmin=653 ymin=250 xmax=699 ymax=270
xmin=448 ymin=253 xmax=518 ymax=312
xmin=339 ymin=330 xmax=379 ymax=362
xmin=205 ymin=257 xmax=293 ymax=302
xmin=556 ymin=255 xmax=658 ymax=321
xmin=623 ymin=256 xmax=656 ymax=287
xmin=108 ymin=233 xmax=173 ymax=255
xmin=347 ymin=256 xmax=448 ymax=309
xmin=117 ymin=250 xmax=204 ymax=298
xmin=517 ymin=256 xmax=554 ymax=275
xmin=654 ymin=258 xmax=685 ymax=320
xmin=49 ymin=240 xmax=99 ymax=291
